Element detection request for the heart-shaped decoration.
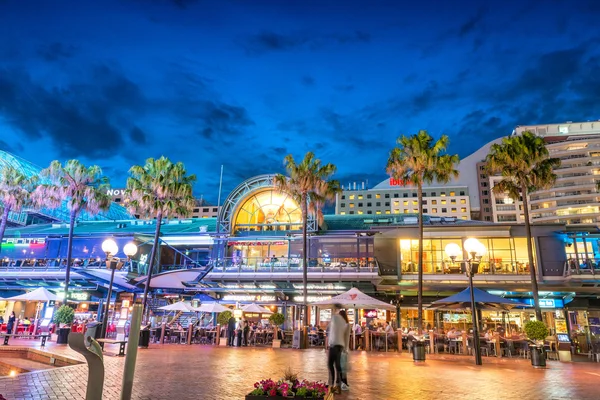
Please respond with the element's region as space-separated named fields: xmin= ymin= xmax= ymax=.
xmin=349 ymin=294 xmax=357 ymax=300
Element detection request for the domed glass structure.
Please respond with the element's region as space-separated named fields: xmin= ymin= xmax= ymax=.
xmin=0 ymin=150 xmax=133 ymax=225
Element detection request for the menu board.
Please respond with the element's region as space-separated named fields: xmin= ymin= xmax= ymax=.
xmin=555 ymin=320 xmax=568 ymax=334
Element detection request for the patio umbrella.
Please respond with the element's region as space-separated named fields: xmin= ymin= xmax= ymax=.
xmin=310 ymin=287 xmax=396 ymax=310
xmin=197 ymin=302 xmax=230 ymax=313
xmin=158 ymin=301 xmax=196 ymax=312
xmin=7 ymin=287 xmax=58 ymax=302
xmin=241 ymin=303 xmax=273 ymax=314
xmin=429 ymin=287 xmax=530 ymax=311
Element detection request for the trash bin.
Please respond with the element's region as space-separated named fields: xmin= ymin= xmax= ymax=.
xmin=84 ymin=322 xmax=102 ymax=344
xmin=139 ymin=327 xmax=150 ymax=348
xmin=413 ymin=340 xmax=426 ymax=361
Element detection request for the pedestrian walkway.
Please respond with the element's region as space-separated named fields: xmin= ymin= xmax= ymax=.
xmin=0 ymin=339 xmax=598 ymax=399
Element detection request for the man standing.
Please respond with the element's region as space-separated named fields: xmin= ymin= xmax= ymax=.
xmin=227 ymin=315 xmax=236 ymax=346
xmin=327 ymin=304 xmax=349 ymax=393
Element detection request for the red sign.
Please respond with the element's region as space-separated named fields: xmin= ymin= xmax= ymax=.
xmin=389 ymin=178 xmax=411 ymax=186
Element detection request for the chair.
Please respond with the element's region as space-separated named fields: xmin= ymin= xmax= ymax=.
xmin=500 ymin=341 xmax=512 ymax=357
xmin=479 ymin=339 xmax=490 ymax=356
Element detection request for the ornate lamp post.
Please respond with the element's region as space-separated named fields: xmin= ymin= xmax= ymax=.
xmin=101 ymin=238 xmax=120 ymax=339
xmin=123 ymin=242 xmax=138 ymax=272
xmin=445 ymin=238 xmax=486 ymax=366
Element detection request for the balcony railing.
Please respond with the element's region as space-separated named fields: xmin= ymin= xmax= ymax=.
xmin=564 ymin=258 xmax=600 ymax=276
xmin=400 ymin=258 xmax=532 ymax=276
xmin=208 ymin=257 xmax=378 ymax=274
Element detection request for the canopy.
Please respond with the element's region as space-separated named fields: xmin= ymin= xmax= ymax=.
xmin=158 ymin=301 xmax=196 ymax=312
xmin=429 ymin=287 xmax=530 ymax=311
xmin=197 ymin=302 xmax=230 ymax=313
xmin=7 ymin=287 xmax=58 ymax=302
xmin=241 ymin=303 xmax=273 ymax=314
xmin=310 ymin=288 xmax=395 ymax=310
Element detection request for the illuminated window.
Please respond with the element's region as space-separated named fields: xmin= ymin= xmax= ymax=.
xmin=357 ymin=210 xmax=363 ymax=215
xmin=412 ymin=201 xmax=417 ymax=206
xmin=376 ymin=194 xmax=381 ymax=199
xmin=451 ymin=199 xmax=456 ymax=204
xmin=461 ymin=207 xmax=467 ymax=212
xmin=432 ymin=200 xmax=437 ymax=205
xmin=349 ymin=195 xmax=355 ymax=200
xmin=460 ymin=199 xmax=466 ymax=204
xmin=394 ymin=201 xmax=400 ymax=206
xmin=385 ymin=210 xmax=391 ymax=214
xmin=432 ymin=208 xmax=438 ymax=213
xmin=451 ymin=208 xmax=457 ymax=212
xmin=461 ymin=216 xmax=467 ymax=220
xmin=450 ymin=191 xmax=455 ymax=196
xmin=404 ymin=209 xmax=409 ymax=214
xmin=358 ymin=195 xmax=363 ymax=200
xmin=441 ymin=200 xmax=447 ymax=205
xmin=440 ymin=192 xmax=446 ymax=197
xmin=232 ymin=189 xmax=301 ymax=231
xmin=394 ymin=210 xmax=400 ymax=214
xmin=340 ymin=211 xmax=346 ymax=215
xmin=349 ymin=203 xmax=355 ymax=208
xmin=403 ymin=201 xmax=409 ymax=206
xmin=376 ymin=211 xmax=381 ymax=214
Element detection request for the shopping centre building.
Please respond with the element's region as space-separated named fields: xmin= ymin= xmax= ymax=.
xmin=2 ymin=171 xmax=599 ymax=350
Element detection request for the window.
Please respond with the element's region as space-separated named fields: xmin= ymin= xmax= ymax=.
xmin=193 ymin=208 xmax=199 ymax=212
xmin=350 ymin=203 xmax=355 ymax=208
xmin=412 ymin=201 xmax=418 ymax=206
xmin=442 ymin=208 xmax=447 ymax=213
xmin=376 ymin=202 xmax=381 ymax=206
xmin=376 ymin=194 xmax=381 ymax=199
xmin=431 ymin=192 xmax=436 ymax=196
xmin=213 ymin=208 xmax=218 ymax=212
xmin=349 ymin=211 xmax=354 ymax=214
xmin=451 ymin=199 xmax=456 ymax=204
xmin=460 ymin=199 xmax=466 ymax=204
xmin=358 ymin=202 xmax=363 ymax=207
xmin=432 ymin=208 xmax=438 ymax=213
xmin=394 ymin=209 xmax=401 ymax=214
xmin=441 ymin=200 xmax=447 ymax=205
xmin=440 ymin=192 xmax=446 ymax=197
xmin=481 ymin=182 xmax=488 ymax=187
xmin=358 ymin=195 xmax=363 ymax=200
xmin=385 ymin=202 xmax=390 ymax=206
xmin=394 ymin=201 xmax=400 ymax=206
xmin=394 ymin=193 xmax=399 ymax=198
xmin=432 ymin=200 xmax=437 ymax=205
xmin=403 ymin=201 xmax=409 ymax=206
xmin=461 ymin=207 xmax=467 ymax=212
xmin=484 ymin=207 xmax=490 ymax=212
xmin=450 ymin=191 xmax=455 ymax=196
xmin=367 ymin=210 xmax=372 ymax=214
xmin=367 ymin=194 xmax=372 ymax=199
xmin=482 ymin=190 xmax=488 ymax=196
xmin=385 ymin=210 xmax=391 ymax=214
xmin=341 ymin=203 xmax=346 ymax=207
xmin=483 ymin=199 xmax=489 ymax=204
xmin=385 ymin=194 xmax=390 ymax=198
xmin=403 ymin=209 xmax=409 ymax=214
xmin=422 ymin=200 xmax=427 ymax=205
xmin=358 ymin=210 xmax=364 ymax=214
xmin=376 ymin=211 xmax=381 ymax=214
xmin=203 ymin=208 xmax=209 ymax=212
xmin=403 ymin=193 xmax=408 ymax=198
xmin=460 ymin=191 xmax=465 ymax=196
xmin=412 ymin=193 xmax=417 ymax=198
xmin=423 ymin=208 xmax=428 ymax=213
xmin=340 ymin=211 xmax=346 ymax=215
xmin=479 ymin=165 xmax=485 ymax=170
xmin=451 ymin=208 xmax=457 ymax=212
xmin=367 ymin=202 xmax=372 ymax=207
xmin=485 ymin=216 xmax=491 ymax=221
xmin=349 ymin=195 xmax=355 ymax=200
xmin=341 ymin=195 xmax=346 ymax=200
xmin=480 ymin=174 xmax=487 ymax=179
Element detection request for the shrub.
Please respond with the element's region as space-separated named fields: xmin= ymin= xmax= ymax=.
xmin=524 ymin=320 xmax=549 ymax=342
xmin=217 ymin=310 xmax=233 ymax=326
xmin=269 ymin=312 xmax=285 ymax=326
xmin=54 ymin=305 xmax=75 ymax=326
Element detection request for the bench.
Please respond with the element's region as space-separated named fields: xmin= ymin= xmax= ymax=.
xmin=96 ymin=338 xmax=128 ymax=356
xmin=2 ymin=333 xmax=51 ymax=347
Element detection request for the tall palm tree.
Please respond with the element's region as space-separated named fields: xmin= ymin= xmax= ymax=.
xmin=34 ymin=160 xmax=111 ymax=299
xmin=273 ymin=152 xmax=340 ymax=315
xmin=485 ymin=131 xmax=560 ymax=321
xmin=387 ymin=130 xmax=459 ymax=335
xmin=125 ymin=156 xmax=196 ymax=320
xmin=0 ymin=166 xmax=39 ymax=250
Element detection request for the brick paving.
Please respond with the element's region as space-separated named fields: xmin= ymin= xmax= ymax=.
xmin=0 ymin=340 xmax=598 ymax=400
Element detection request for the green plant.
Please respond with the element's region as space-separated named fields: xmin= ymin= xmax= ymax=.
xmin=281 ymin=366 xmax=298 ymax=383
xmin=524 ymin=320 xmax=549 ymax=342
xmin=54 ymin=305 xmax=75 ymax=326
xmin=269 ymin=312 xmax=285 ymax=326
xmin=217 ymin=310 xmax=233 ymax=326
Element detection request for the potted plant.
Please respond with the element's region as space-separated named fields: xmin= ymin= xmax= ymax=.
xmin=217 ymin=310 xmax=233 ymax=346
xmin=54 ymin=305 xmax=75 ymax=344
xmin=524 ymin=320 xmax=549 ymax=368
xmin=269 ymin=313 xmax=285 ymax=348
xmin=245 ymin=379 xmax=328 ymax=400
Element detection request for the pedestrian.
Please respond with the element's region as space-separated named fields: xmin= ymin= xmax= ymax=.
xmin=6 ymin=312 xmax=15 ymax=334
xmin=339 ymin=310 xmax=351 ymax=391
xmin=227 ymin=314 xmax=236 ymax=346
xmin=236 ymin=317 xmax=244 ymax=347
xmin=243 ymin=319 xmax=250 ymax=346
xmin=327 ymin=304 xmax=348 ymax=394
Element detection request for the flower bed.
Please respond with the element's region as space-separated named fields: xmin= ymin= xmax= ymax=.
xmin=246 ymin=378 xmax=328 ymax=399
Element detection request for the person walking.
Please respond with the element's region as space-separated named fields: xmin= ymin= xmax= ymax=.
xmin=339 ymin=310 xmax=351 ymax=391
xmin=227 ymin=314 xmax=236 ymax=346
xmin=327 ymin=304 xmax=349 ymax=394
xmin=6 ymin=312 xmax=16 ymax=335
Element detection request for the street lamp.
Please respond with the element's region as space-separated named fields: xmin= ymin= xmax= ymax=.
xmin=123 ymin=242 xmax=138 ymax=272
xmin=101 ymin=238 xmax=122 ymax=339
xmin=445 ymin=238 xmax=486 ymax=366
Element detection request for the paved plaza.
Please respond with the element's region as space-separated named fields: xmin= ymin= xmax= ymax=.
xmin=0 ymin=340 xmax=598 ymax=400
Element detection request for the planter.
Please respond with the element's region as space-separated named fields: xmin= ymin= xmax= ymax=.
xmin=413 ymin=341 xmax=426 ymax=361
xmin=246 ymin=396 xmax=324 ymax=400
xmin=56 ymin=328 xmax=71 ymax=344
xmin=530 ymin=345 xmax=546 ymax=368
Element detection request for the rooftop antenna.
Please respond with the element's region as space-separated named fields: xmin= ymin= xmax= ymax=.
xmin=216 ymin=165 xmax=224 ymax=234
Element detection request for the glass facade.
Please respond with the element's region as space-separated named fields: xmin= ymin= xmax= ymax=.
xmin=232 ymin=189 xmax=302 ymax=232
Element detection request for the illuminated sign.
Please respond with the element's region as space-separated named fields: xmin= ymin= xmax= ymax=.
xmin=1 ymin=238 xmax=46 ymax=247
xmin=389 ymin=178 xmax=412 ymax=186
xmin=55 ymin=292 xmax=90 ymax=301
xmin=364 ymin=309 xmax=378 ymax=318
xmin=521 ymin=298 xmax=564 ymax=308
xmin=292 ymin=284 xmax=346 ymax=290
xmin=293 ymin=296 xmax=331 ymax=303
xmin=222 ymin=295 xmax=276 ymax=302
xmin=228 ymin=241 xmax=287 ymax=246
xmin=106 ymin=189 xmax=126 ymax=196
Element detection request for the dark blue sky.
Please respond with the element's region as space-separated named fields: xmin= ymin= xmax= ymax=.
xmin=1 ymin=0 xmax=599 ymax=203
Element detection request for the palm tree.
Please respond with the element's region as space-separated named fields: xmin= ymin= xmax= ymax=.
xmin=485 ymin=131 xmax=560 ymax=321
xmin=387 ymin=130 xmax=459 ymax=335
xmin=273 ymin=152 xmax=340 ymax=315
xmin=125 ymin=156 xmax=196 ymax=320
xmin=34 ymin=160 xmax=111 ymax=299
xmin=0 ymin=166 xmax=39 ymax=250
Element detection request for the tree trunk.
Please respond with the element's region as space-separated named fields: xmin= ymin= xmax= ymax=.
xmin=417 ymin=184 xmax=424 ymax=335
xmin=64 ymin=210 xmax=77 ymax=301
xmin=142 ymin=212 xmax=163 ymax=323
xmin=0 ymin=206 xmax=11 ymax=253
xmin=301 ymin=193 xmax=308 ymax=326
xmin=521 ymin=184 xmax=543 ymax=321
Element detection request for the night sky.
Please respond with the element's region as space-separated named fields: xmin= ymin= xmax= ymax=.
xmin=1 ymin=0 xmax=599 ymax=203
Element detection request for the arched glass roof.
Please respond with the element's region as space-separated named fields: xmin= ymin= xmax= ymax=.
xmin=0 ymin=150 xmax=133 ymax=223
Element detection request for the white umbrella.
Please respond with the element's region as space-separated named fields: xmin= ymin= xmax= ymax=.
xmin=241 ymin=303 xmax=273 ymax=314
xmin=7 ymin=287 xmax=58 ymax=302
xmin=197 ymin=302 xmax=230 ymax=313
xmin=310 ymin=287 xmax=396 ymax=310
xmin=158 ymin=301 xmax=196 ymax=312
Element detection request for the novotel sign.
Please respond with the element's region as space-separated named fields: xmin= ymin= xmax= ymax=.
xmin=106 ymin=189 xmax=126 ymax=196
xmin=389 ymin=178 xmax=412 ymax=186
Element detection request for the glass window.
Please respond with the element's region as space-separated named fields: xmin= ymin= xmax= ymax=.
xmin=432 ymin=200 xmax=437 ymax=205
xmin=394 ymin=193 xmax=399 ymax=198
xmin=395 ymin=210 xmax=401 ymax=214
xmin=367 ymin=210 xmax=372 ymax=214
xmin=451 ymin=208 xmax=456 ymax=212
xmin=385 ymin=202 xmax=390 ymax=206
xmin=450 ymin=191 xmax=455 ymax=196
xmin=451 ymin=199 xmax=456 ymax=204
xmin=385 ymin=210 xmax=391 ymax=214
xmin=367 ymin=202 xmax=372 ymax=207
xmin=461 ymin=207 xmax=467 ymax=212
xmin=441 ymin=200 xmax=447 ymax=205
xmin=431 ymin=192 xmax=436 ymax=196
xmin=394 ymin=201 xmax=400 ymax=206
xmin=385 ymin=194 xmax=390 ymax=198
xmin=358 ymin=210 xmax=363 ymax=214
xmin=376 ymin=194 xmax=381 ymax=199
xmin=460 ymin=199 xmax=466 ymax=204
xmin=349 ymin=203 xmax=355 ymax=208
xmin=412 ymin=193 xmax=417 ymax=197
xmin=403 ymin=193 xmax=408 ymax=198
xmin=340 ymin=211 xmax=346 ymax=215
xmin=358 ymin=195 xmax=363 ymax=200
xmin=367 ymin=194 xmax=372 ymax=199
xmin=460 ymin=191 xmax=465 ymax=196
xmin=375 ymin=211 xmax=381 ymax=214
xmin=349 ymin=211 xmax=354 ymax=214
xmin=376 ymin=202 xmax=381 ymax=206
xmin=349 ymin=195 xmax=355 ymax=199
xmin=423 ymin=208 xmax=428 ymax=213
xmin=442 ymin=208 xmax=447 ymax=213
xmin=440 ymin=192 xmax=446 ymax=197
xmin=341 ymin=195 xmax=346 ymax=200
xmin=203 ymin=208 xmax=209 ymax=212
xmin=233 ymin=189 xmax=302 ymax=232
xmin=341 ymin=203 xmax=346 ymax=207
xmin=403 ymin=201 xmax=409 ymax=206
xmin=358 ymin=203 xmax=363 ymax=207
xmin=412 ymin=201 xmax=418 ymax=205
xmin=432 ymin=208 xmax=438 ymax=213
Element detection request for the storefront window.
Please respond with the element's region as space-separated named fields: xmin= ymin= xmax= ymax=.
xmin=232 ymin=189 xmax=302 ymax=232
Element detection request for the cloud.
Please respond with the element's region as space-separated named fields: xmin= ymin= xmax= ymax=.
xmin=458 ymin=8 xmax=486 ymax=37
xmin=129 ymin=126 xmax=147 ymax=144
xmin=241 ymin=30 xmax=371 ymax=55
xmin=196 ymin=101 xmax=254 ymax=139
xmin=0 ymin=139 xmax=23 ymax=154
xmin=37 ymin=42 xmax=77 ymax=62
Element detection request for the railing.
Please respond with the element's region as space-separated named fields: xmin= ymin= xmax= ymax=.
xmin=400 ymin=258 xmax=533 ymax=276
xmin=0 ymin=258 xmax=134 ymax=272
xmin=564 ymin=258 xmax=600 ymax=276
xmin=208 ymin=257 xmax=378 ymax=274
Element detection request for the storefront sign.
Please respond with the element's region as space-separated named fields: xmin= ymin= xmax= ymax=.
xmin=55 ymin=292 xmax=90 ymax=301
xmin=292 ymin=284 xmax=346 ymax=290
xmin=389 ymin=178 xmax=412 ymax=186
xmin=1 ymin=238 xmax=46 ymax=247
xmin=228 ymin=241 xmax=286 ymax=246
xmin=222 ymin=295 xmax=276 ymax=302
xmin=293 ymin=296 xmax=331 ymax=303
xmin=364 ymin=309 xmax=378 ymax=318
xmin=521 ymin=298 xmax=564 ymax=308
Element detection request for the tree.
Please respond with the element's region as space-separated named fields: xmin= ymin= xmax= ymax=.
xmin=485 ymin=131 xmax=560 ymax=321
xmin=273 ymin=152 xmax=340 ymax=316
xmin=125 ymin=156 xmax=196 ymax=320
xmin=387 ymin=130 xmax=459 ymax=335
xmin=0 ymin=166 xmax=39 ymax=250
xmin=34 ymin=160 xmax=111 ymax=300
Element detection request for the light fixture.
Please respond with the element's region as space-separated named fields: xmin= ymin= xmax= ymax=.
xmin=101 ymin=239 xmax=119 ymax=256
xmin=464 ymin=238 xmax=486 ymax=258
xmin=444 ymin=243 xmax=461 ymax=260
xmin=123 ymin=242 xmax=138 ymax=257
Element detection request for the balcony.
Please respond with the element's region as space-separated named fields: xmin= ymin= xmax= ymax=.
xmin=208 ymin=257 xmax=378 ymax=274
xmin=564 ymin=258 xmax=600 ymax=276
